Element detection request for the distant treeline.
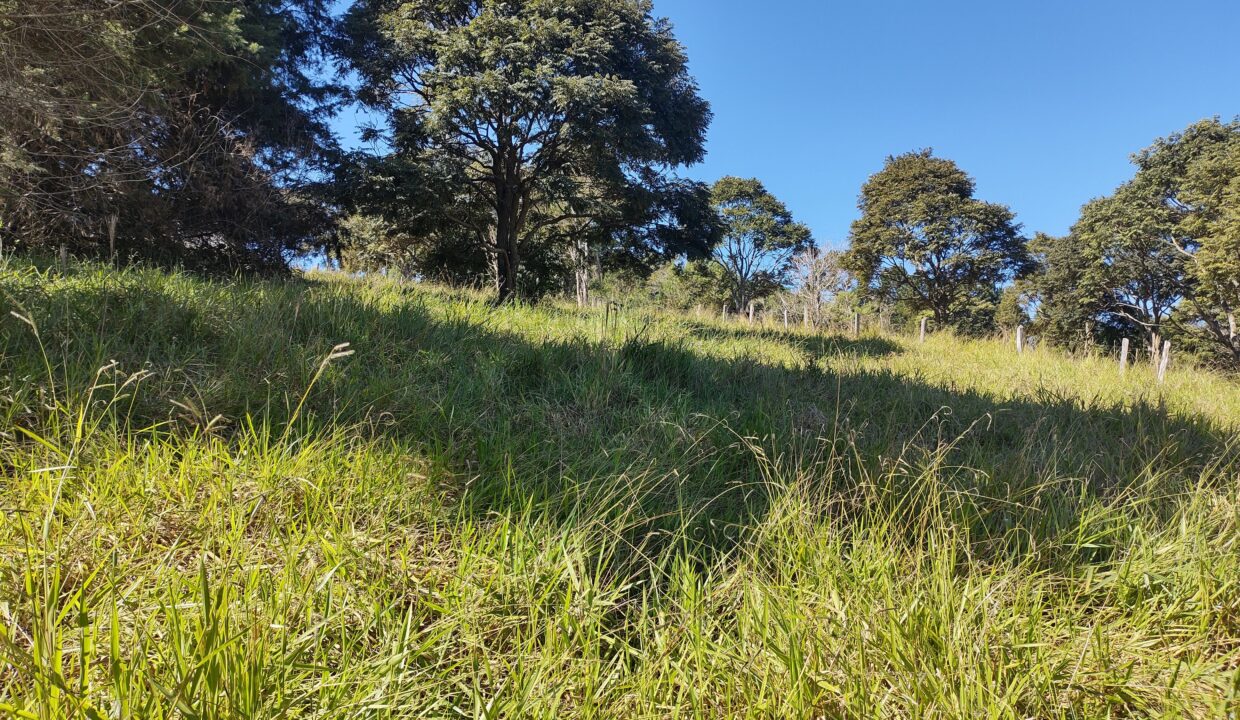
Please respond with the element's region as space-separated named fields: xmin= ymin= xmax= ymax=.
xmin=2 ymin=1 xmax=1237 ymax=366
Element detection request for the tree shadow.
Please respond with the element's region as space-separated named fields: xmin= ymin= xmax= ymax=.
xmin=4 ymin=271 xmax=1238 ymax=577
xmin=681 ymin=320 xmax=904 ymax=360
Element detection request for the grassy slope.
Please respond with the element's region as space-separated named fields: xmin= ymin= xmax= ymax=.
xmin=0 ymin=260 xmax=1237 ymax=718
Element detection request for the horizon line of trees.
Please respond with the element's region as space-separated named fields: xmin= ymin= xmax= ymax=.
xmin=2 ymin=1 xmax=1239 ymax=367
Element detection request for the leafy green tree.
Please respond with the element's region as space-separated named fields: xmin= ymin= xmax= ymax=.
xmin=338 ymin=0 xmax=711 ymax=302
xmin=1049 ymin=118 xmax=1240 ymax=365
xmin=1068 ymin=188 xmax=1186 ymax=355
xmin=994 ymin=285 xmax=1030 ymax=333
xmin=0 ymin=0 xmax=339 ymax=269
xmin=710 ymin=177 xmax=812 ymax=312
xmin=1027 ymin=233 xmax=1107 ymax=348
xmin=644 ymin=260 xmax=729 ymax=311
xmin=1148 ymin=119 xmax=1240 ymax=364
xmin=843 ymin=151 xmax=1030 ymax=330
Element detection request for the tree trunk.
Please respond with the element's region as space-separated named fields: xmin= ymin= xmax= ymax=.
xmin=575 ymin=267 xmax=589 ymax=307
xmin=494 ymin=175 xmax=521 ymax=304
xmin=490 ymin=145 xmax=528 ymax=305
xmin=733 ymin=275 xmax=749 ymax=316
xmin=572 ymin=238 xmax=590 ymax=307
xmin=496 ymin=242 xmax=518 ymax=304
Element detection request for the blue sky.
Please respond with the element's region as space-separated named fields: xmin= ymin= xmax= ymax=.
xmin=332 ymin=0 xmax=1240 ymax=249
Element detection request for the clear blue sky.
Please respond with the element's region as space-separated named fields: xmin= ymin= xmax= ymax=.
xmin=333 ymin=0 xmax=1240 ymax=249
xmin=651 ymin=0 xmax=1240 ymax=249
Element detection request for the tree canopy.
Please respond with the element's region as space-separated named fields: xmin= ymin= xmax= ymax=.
xmin=337 ymin=0 xmax=712 ymax=301
xmin=843 ymin=151 xmax=1030 ymax=330
xmin=1032 ymin=118 xmax=1240 ymax=366
xmin=710 ymin=176 xmax=813 ymax=312
xmin=0 ymin=0 xmax=340 ymax=270
xmin=1026 ymin=232 xmax=1104 ymax=348
xmin=1065 ymin=187 xmax=1186 ymax=353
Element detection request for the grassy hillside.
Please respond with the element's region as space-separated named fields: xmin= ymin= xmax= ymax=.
xmin=1 ymin=259 xmax=1238 ymax=718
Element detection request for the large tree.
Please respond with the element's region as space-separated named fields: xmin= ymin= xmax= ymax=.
xmin=1185 ymin=152 xmax=1240 ymax=363
xmin=710 ymin=176 xmax=812 ymax=312
xmin=0 ymin=0 xmax=339 ymax=269
xmin=1043 ymin=118 xmax=1240 ymax=365
xmin=1068 ymin=187 xmax=1186 ymax=355
xmin=337 ymin=0 xmax=711 ymax=302
xmin=843 ymin=151 xmax=1030 ymax=329
xmin=1142 ymin=119 xmax=1240 ymax=365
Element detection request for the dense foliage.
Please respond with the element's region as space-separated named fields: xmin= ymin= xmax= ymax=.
xmin=843 ymin=151 xmax=1031 ymax=332
xmin=0 ymin=0 xmax=339 ymax=270
xmin=1031 ymin=119 xmax=1240 ymax=367
xmin=335 ymin=0 xmax=714 ymax=301
xmin=710 ymin=176 xmax=813 ymax=312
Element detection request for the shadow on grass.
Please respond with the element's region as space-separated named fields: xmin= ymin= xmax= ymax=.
xmin=2 ymin=269 xmax=1237 ymax=573
xmin=682 ymin=320 xmax=904 ymax=361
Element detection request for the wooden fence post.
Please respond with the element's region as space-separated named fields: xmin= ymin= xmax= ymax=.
xmin=107 ymin=213 xmax=118 ymax=264
xmin=722 ymin=304 xmax=728 ymax=321
xmin=919 ymin=317 xmax=928 ymax=343
xmin=804 ymin=307 xmax=810 ymax=328
xmin=853 ymin=312 xmax=861 ymax=337
xmin=748 ymin=302 xmax=755 ymax=323
xmin=1119 ymin=338 xmax=1130 ymax=375
xmin=1157 ymin=340 xmax=1172 ymax=383
xmin=1015 ymin=326 xmax=1025 ymax=354
xmin=783 ymin=307 xmax=788 ymax=328
xmin=59 ymin=244 xmax=68 ymax=266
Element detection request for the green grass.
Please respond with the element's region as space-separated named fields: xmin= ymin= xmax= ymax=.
xmin=0 ymin=258 xmax=1237 ymax=718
